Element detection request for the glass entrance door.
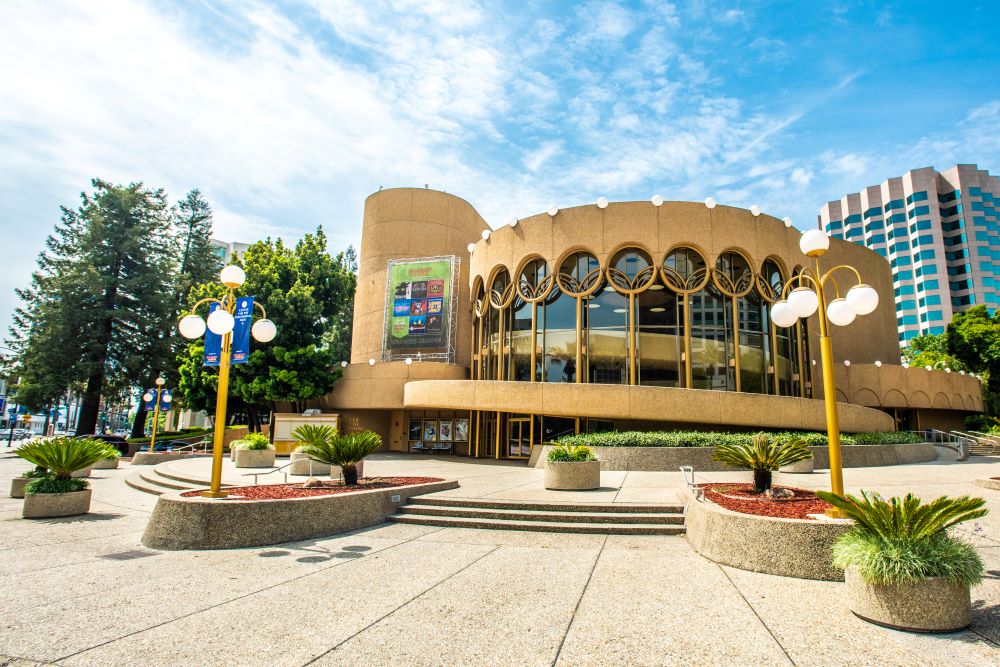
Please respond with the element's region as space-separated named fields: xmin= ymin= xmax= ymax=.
xmin=507 ymin=416 xmax=532 ymax=458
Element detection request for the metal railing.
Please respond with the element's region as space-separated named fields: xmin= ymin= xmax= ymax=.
xmin=907 ymin=429 xmax=972 ymax=461
xmin=241 ymin=456 xmax=333 ymax=486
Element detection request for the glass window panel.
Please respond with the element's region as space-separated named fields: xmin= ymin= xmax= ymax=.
xmin=584 ymin=284 xmax=628 ymax=384
xmin=542 ymin=289 xmax=577 ymax=382
xmin=637 ymin=285 xmax=682 ymax=387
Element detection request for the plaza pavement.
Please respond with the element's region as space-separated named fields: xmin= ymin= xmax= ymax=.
xmin=0 ymin=451 xmax=998 ymax=666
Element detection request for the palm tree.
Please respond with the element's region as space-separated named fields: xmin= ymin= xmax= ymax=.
xmin=295 ymin=430 xmax=382 ymax=485
xmin=711 ymin=432 xmax=811 ymax=492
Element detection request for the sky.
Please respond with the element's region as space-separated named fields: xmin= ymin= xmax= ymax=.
xmin=2 ymin=0 xmax=1000 ymax=340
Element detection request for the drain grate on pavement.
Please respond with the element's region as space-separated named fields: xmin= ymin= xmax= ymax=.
xmin=99 ymin=550 xmax=160 ymax=561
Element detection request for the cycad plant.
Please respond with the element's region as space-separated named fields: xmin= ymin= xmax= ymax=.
xmin=291 ymin=424 xmax=337 ymax=448
xmin=816 ymin=490 xmax=987 ymax=586
xmin=295 ymin=430 xmax=382 ymax=485
xmin=711 ymin=432 xmax=811 ymax=492
xmin=15 ymin=437 xmax=110 ymax=494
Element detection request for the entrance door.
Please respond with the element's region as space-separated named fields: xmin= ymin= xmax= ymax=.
xmin=507 ymin=417 xmax=531 ymax=458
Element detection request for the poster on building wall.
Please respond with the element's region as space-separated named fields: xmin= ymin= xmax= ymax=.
xmin=385 ymin=257 xmax=454 ymax=352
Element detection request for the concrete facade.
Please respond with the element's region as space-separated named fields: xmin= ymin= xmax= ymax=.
xmin=318 ymin=188 xmax=981 ymax=459
xmin=819 ymin=163 xmax=1000 ymax=343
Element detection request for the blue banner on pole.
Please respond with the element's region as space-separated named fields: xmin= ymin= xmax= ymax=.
xmin=203 ymin=302 xmax=222 ymax=367
xmin=143 ymin=389 xmax=170 ymax=411
xmin=231 ymin=296 xmax=254 ymax=365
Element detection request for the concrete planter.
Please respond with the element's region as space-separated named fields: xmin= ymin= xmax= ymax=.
xmin=845 ymin=567 xmax=972 ymax=632
xmin=131 ymin=452 xmax=195 ymax=466
xmin=23 ymin=488 xmax=92 ymax=519
xmin=234 ymin=448 xmax=276 ymax=469
xmin=779 ymin=458 xmax=814 ymax=473
xmin=70 ymin=467 xmax=92 ymax=478
xmin=974 ymin=478 xmax=1000 ymax=491
xmin=10 ymin=477 xmax=31 ymax=498
xmin=544 ymin=460 xmax=600 ymax=490
xmin=93 ymin=458 xmax=119 ymax=470
xmin=289 ymin=449 xmax=332 ymax=476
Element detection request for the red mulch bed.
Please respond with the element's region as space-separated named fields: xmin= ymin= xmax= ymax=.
xmin=703 ymin=482 xmax=832 ymax=520
xmin=180 ymin=477 xmax=443 ymax=500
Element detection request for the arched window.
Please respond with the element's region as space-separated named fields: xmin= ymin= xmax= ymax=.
xmin=759 ymin=259 xmax=790 ymax=396
xmin=661 ymin=247 xmax=709 ymax=389
xmin=512 ymin=257 xmax=551 ymax=382
xmin=472 ymin=280 xmax=486 ymax=380
xmin=486 ymin=268 xmax=511 ymax=380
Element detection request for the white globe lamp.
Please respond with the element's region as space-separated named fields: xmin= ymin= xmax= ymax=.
xmin=846 ymin=284 xmax=879 ymax=315
xmin=597 ymin=197 xmax=609 ymax=209
xmin=207 ymin=309 xmax=235 ymax=335
xmin=142 ymin=392 xmax=153 ymax=403
xmin=547 ymin=204 xmax=558 ymax=216
xmin=826 ymin=298 xmax=857 ymax=326
xmin=220 ymin=265 xmax=246 ymax=288
xmin=368 ymin=358 xmax=376 ymax=366
xmin=844 ymin=360 xmax=851 ymax=367
xmin=783 ymin=217 xmax=793 ymax=227
xmin=750 ymin=204 xmax=761 ymax=217
xmin=799 ymin=229 xmax=830 ymax=257
xmin=770 ymin=300 xmax=798 ymax=328
xmin=481 ymin=229 xmax=491 ymax=241
xmin=787 ymin=287 xmax=819 ymax=318
xmin=651 ymin=194 xmax=664 ymax=207
xmin=875 ymin=360 xmax=882 ymax=368
xmin=341 ymin=361 xmax=348 ymax=368
xmin=704 ymin=197 xmax=717 ymax=209
xmin=251 ymin=319 xmax=277 ymax=342
xmin=178 ymin=315 xmax=206 ymax=340
xmin=467 ymin=243 xmax=476 ymax=253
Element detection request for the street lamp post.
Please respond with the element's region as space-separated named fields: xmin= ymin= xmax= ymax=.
xmin=142 ymin=377 xmax=170 ymax=452
xmin=769 ymin=229 xmax=880 ymax=517
xmin=177 ymin=265 xmax=276 ymax=498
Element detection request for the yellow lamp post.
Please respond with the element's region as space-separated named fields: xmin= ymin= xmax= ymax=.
xmin=769 ymin=229 xmax=880 ymax=517
xmin=141 ymin=377 xmax=169 ymax=452
xmin=177 ymin=265 xmax=277 ymax=498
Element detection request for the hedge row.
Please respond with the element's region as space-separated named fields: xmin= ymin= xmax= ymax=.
xmin=555 ymin=430 xmax=925 ymax=448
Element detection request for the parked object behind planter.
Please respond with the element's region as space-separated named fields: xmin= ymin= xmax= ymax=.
xmin=15 ymin=437 xmax=110 ymax=519
xmin=544 ymin=444 xmax=600 ymax=490
xmin=818 ymin=490 xmax=987 ymax=633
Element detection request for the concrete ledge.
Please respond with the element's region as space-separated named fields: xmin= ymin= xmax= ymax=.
xmin=93 ymin=458 xmax=119 ymax=469
xmin=682 ymin=487 xmax=851 ymax=581
xmin=131 ymin=452 xmax=199 ymax=466
xmin=531 ymin=443 xmax=937 ymax=471
xmin=141 ymin=479 xmax=458 ymax=550
xmin=974 ymin=478 xmax=1000 ymax=491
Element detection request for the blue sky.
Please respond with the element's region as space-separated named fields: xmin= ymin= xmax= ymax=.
xmin=2 ymin=0 xmax=1000 ymax=338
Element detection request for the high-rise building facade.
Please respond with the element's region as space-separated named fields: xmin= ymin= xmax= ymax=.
xmin=819 ymin=164 xmax=1000 ymax=344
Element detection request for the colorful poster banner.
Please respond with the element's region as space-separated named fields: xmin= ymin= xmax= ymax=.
xmin=385 ymin=258 xmax=452 ymax=351
xmin=203 ymin=302 xmax=222 ymax=367
xmin=230 ymin=297 xmax=254 ymax=365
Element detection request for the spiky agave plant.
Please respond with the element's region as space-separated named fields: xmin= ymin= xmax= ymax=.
xmin=816 ymin=490 xmax=987 ymax=586
xmin=295 ymin=430 xmax=382 ymax=485
xmin=711 ymin=432 xmax=811 ymax=492
xmin=15 ymin=437 xmax=110 ymax=494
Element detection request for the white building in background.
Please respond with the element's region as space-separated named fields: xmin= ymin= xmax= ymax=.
xmin=819 ymin=164 xmax=1000 ymax=344
xmin=211 ymin=238 xmax=251 ymax=264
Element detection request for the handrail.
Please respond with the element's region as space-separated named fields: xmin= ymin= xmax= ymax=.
xmin=240 ymin=456 xmax=332 ymax=485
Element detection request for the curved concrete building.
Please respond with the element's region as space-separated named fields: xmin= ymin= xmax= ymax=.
xmin=320 ymin=188 xmax=982 ymax=457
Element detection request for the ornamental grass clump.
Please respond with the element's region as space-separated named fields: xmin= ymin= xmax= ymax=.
xmin=816 ymin=490 xmax=987 ymax=587
xmin=15 ymin=437 xmax=109 ymax=494
xmin=295 ymin=430 xmax=382 ymax=485
xmin=711 ymin=432 xmax=811 ymax=492
xmin=547 ymin=444 xmax=596 ymax=462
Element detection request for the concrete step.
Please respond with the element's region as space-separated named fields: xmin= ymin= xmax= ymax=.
xmin=399 ymin=503 xmax=684 ymax=524
xmin=412 ymin=496 xmax=683 ymax=514
xmin=139 ymin=469 xmax=201 ymax=491
xmin=389 ymin=513 xmax=684 ymax=535
xmin=125 ymin=471 xmax=170 ymax=496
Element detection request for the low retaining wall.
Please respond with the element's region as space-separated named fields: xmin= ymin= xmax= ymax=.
xmin=974 ymin=478 xmax=1000 ymax=491
xmin=530 ymin=443 xmax=937 ymax=471
xmin=131 ymin=452 xmax=199 ymax=466
xmin=682 ymin=487 xmax=851 ymax=581
xmin=141 ymin=479 xmax=458 ymax=550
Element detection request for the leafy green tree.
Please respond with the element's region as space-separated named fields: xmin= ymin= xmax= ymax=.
xmin=946 ymin=305 xmax=1000 ymax=414
xmin=901 ymin=333 xmax=966 ymax=372
xmin=176 ymin=228 xmax=356 ymax=431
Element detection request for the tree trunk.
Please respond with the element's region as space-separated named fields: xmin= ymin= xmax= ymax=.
xmin=42 ymin=402 xmax=52 ymax=435
xmin=76 ymin=372 xmax=104 ymax=436
xmin=342 ymin=464 xmax=358 ymax=486
xmin=76 ymin=251 xmax=123 ymax=436
xmin=131 ymin=404 xmax=148 ymax=439
xmin=753 ymin=469 xmax=772 ymax=493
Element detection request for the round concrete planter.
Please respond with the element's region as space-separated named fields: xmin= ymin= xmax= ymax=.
xmin=779 ymin=458 xmax=814 ymax=474
xmin=131 ymin=452 xmax=195 ymax=466
xmin=974 ymin=478 xmax=1000 ymax=491
xmin=288 ymin=449 xmax=332 ymax=476
xmin=845 ymin=567 xmax=972 ymax=633
xmin=683 ymin=487 xmax=851 ymax=580
xmin=10 ymin=477 xmax=31 ymax=498
xmin=234 ymin=448 xmax=276 ymax=469
xmin=544 ymin=460 xmax=600 ymax=490
xmin=70 ymin=467 xmax=92 ymax=478
xmin=93 ymin=458 xmax=119 ymax=470
xmin=22 ymin=488 xmax=92 ymax=519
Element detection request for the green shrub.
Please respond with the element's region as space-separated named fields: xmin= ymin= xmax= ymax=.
xmin=240 ymin=432 xmax=271 ymax=450
xmin=547 ymin=444 xmax=597 ymax=462
xmin=25 ymin=476 xmax=88 ymax=495
xmin=296 ymin=430 xmax=382 ymax=485
xmin=15 ymin=437 xmax=109 ymax=487
xmin=556 ymin=430 xmax=924 ymax=448
xmin=711 ymin=433 xmax=811 ymax=492
xmin=20 ymin=467 xmax=49 ymax=479
xmin=100 ymin=444 xmax=121 ymax=460
xmin=817 ymin=490 xmax=987 ymax=586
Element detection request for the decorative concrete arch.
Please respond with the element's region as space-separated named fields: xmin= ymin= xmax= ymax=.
xmin=882 ymin=389 xmax=908 ymax=408
xmin=836 ymin=389 xmax=850 ymax=403
xmin=910 ymin=390 xmax=931 ymax=409
xmin=951 ymin=394 xmax=966 ymax=410
xmin=932 ymin=392 xmax=951 ymax=409
xmin=851 ymin=387 xmax=881 ymax=407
